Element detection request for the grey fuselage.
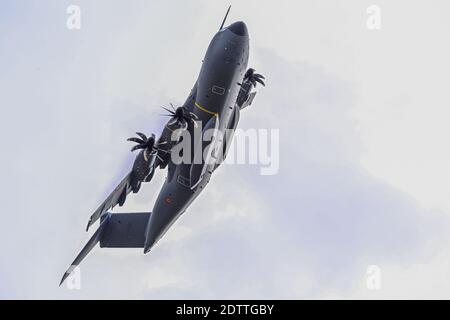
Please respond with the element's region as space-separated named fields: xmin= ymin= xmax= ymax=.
xmin=143 ymin=22 xmax=249 ymax=252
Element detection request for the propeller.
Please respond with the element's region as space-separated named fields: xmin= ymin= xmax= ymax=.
xmin=127 ymin=132 xmax=157 ymax=152
xmin=244 ymin=68 xmax=265 ymax=87
xmin=127 ymin=132 xmax=168 ymax=162
xmin=161 ymin=103 xmax=198 ymax=128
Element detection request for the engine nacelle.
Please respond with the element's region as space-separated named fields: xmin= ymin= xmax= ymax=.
xmin=236 ymin=79 xmax=257 ymax=110
xmin=131 ymin=149 xmax=156 ymax=183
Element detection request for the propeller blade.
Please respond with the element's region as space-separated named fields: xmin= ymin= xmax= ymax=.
xmin=131 ymin=144 xmax=146 ymax=152
xmin=136 ymin=132 xmax=147 ymax=141
xmin=189 ymin=112 xmax=199 ymax=120
xmin=127 ymin=137 xmax=145 ymax=144
xmin=161 ymin=106 xmax=176 ymax=115
xmin=155 ymin=147 xmax=171 ymax=154
xmin=254 ymin=77 xmax=265 ymax=86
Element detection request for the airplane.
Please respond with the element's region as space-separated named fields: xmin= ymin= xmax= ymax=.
xmin=60 ymin=6 xmax=265 ymax=285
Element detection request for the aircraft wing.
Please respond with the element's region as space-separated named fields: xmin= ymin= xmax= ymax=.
xmin=85 ymin=172 xmax=134 ymax=231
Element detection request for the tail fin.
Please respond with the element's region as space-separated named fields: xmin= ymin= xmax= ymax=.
xmin=219 ymin=5 xmax=231 ymax=30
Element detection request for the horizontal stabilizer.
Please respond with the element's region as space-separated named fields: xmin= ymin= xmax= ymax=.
xmin=60 ymin=212 xmax=151 ymax=286
xmin=100 ymin=212 xmax=150 ymax=248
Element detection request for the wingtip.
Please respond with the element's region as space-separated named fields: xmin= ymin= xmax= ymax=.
xmin=86 ymin=220 xmax=91 ymax=232
xmin=59 ymin=272 xmax=69 ymax=287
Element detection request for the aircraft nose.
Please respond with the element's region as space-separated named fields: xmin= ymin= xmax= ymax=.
xmin=228 ymin=21 xmax=248 ymax=36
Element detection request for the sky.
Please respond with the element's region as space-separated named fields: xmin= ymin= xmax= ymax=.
xmin=1 ymin=0 xmax=450 ymax=299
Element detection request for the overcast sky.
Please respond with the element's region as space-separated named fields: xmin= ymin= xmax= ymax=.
xmin=1 ymin=0 xmax=450 ymax=299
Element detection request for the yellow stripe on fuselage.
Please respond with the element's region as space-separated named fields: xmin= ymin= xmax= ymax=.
xmin=194 ymin=102 xmax=218 ymax=117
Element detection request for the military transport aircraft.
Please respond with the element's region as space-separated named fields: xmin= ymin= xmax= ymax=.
xmin=61 ymin=6 xmax=265 ymax=285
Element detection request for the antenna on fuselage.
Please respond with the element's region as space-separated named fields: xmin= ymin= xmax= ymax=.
xmin=219 ymin=5 xmax=231 ymax=30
